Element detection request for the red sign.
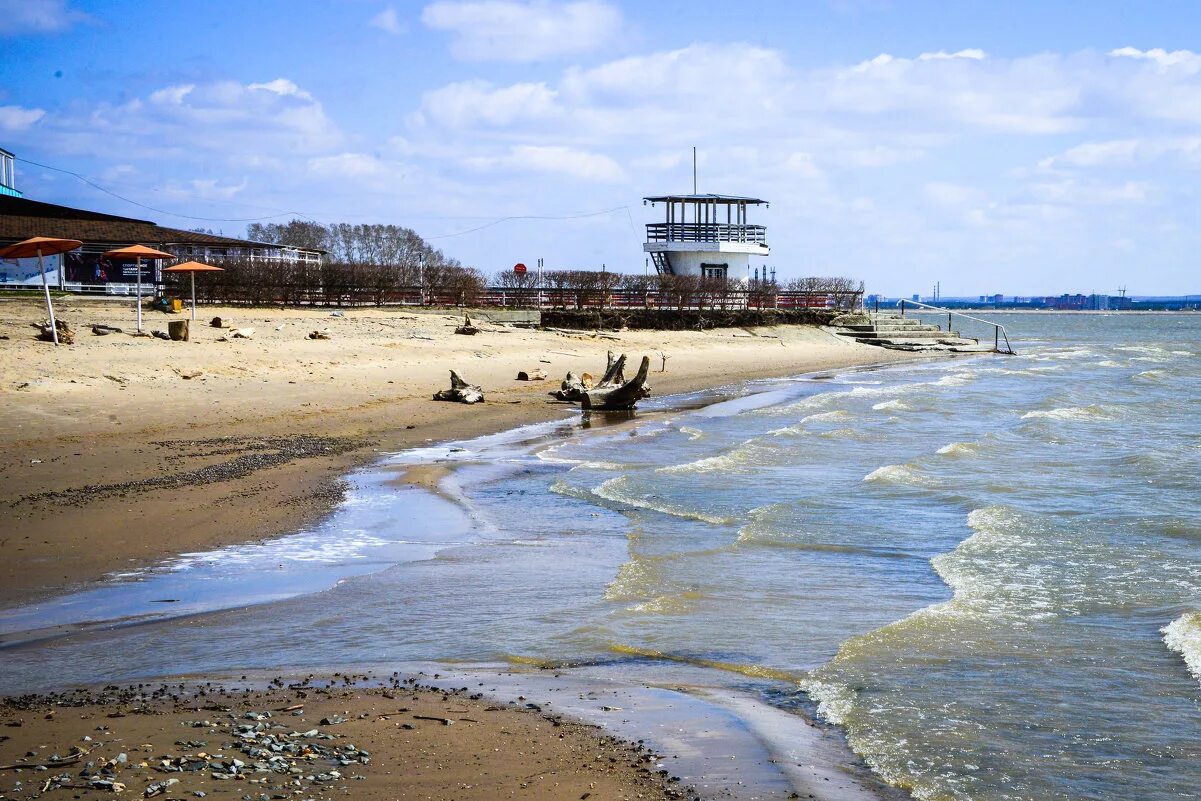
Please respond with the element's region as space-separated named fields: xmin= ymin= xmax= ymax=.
xmin=513 ymin=263 xmax=527 ymax=273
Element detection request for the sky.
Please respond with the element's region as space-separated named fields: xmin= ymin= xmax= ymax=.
xmin=2 ymin=0 xmax=1200 ymax=296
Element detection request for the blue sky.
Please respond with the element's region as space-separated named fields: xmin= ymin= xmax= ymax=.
xmin=2 ymin=0 xmax=1200 ymax=295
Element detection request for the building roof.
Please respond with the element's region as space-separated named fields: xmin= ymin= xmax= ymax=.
xmin=0 ymin=195 xmax=322 ymax=253
xmin=643 ymin=193 xmax=767 ymax=204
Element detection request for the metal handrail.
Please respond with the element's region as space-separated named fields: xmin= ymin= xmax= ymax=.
xmin=886 ymin=298 xmax=1016 ymax=354
xmin=645 ymin=222 xmax=768 ymax=244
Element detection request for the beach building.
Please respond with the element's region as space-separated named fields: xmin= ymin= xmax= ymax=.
xmin=0 ymin=148 xmax=20 ymax=198
xmin=643 ymin=194 xmax=769 ymax=279
xmin=0 ymin=194 xmax=322 ymax=288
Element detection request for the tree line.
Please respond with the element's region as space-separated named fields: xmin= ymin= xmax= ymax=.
xmin=163 ymin=219 xmax=860 ymax=309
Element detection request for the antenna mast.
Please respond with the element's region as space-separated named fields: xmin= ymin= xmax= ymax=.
xmin=692 ymin=147 xmax=697 ymax=194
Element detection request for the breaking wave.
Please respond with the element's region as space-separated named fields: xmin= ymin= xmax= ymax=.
xmin=936 ymin=441 xmax=980 ymax=457
xmin=1021 ymin=404 xmax=1117 ymax=421
xmin=1163 ymin=612 xmax=1201 ymax=686
xmin=593 ymin=475 xmax=738 ymax=525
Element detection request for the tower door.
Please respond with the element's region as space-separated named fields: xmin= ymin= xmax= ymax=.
xmin=701 ymin=263 xmax=728 ymax=279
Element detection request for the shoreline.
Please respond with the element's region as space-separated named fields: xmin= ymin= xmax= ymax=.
xmin=0 ymin=297 xmax=925 ymax=607
xmin=0 ymin=325 xmax=950 ymax=801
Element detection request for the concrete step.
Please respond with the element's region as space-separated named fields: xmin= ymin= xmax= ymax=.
xmin=839 ymin=329 xmax=958 ymax=340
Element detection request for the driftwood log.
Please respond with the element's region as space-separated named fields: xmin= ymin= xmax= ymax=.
xmin=33 ymin=319 xmax=73 ymax=344
xmin=454 ymin=315 xmax=480 ymax=335
xmin=581 ymin=355 xmax=651 ymax=410
xmin=517 ymin=368 xmax=547 ymax=381
xmin=434 ymin=370 xmax=484 ymax=404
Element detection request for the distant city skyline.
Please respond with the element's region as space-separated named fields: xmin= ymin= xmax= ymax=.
xmin=3 ymin=0 xmax=1201 ymax=294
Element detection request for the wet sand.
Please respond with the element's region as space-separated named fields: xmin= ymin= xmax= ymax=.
xmin=0 ymin=674 xmax=684 ymax=801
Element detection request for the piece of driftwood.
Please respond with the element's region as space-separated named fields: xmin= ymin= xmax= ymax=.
xmin=551 ymin=371 xmax=587 ymax=401
xmin=580 ymin=355 xmax=651 ymax=411
xmin=598 ymin=351 xmax=626 ymax=386
xmin=33 ymin=319 xmax=73 ymax=344
xmin=454 ymin=315 xmax=480 ymax=335
xmin=307 ymin=330 xmax=331 ymax=340
xmin=434 ymin=370 xmax=484 ymax=404
xmin=92 ymin=324 xmax=122 ymax=336
xmin=517 ymin=368 xmax=547 ymax=381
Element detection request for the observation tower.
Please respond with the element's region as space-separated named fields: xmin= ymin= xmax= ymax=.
xmin=642 ymin=193 xmax=769 ymax=279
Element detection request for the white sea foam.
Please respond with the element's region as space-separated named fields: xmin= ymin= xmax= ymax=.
xmin=1163 ymin=612 xmax=1201 ymax=686
xmin=679 ymin=426 xmax=705 ymax=440
xmin=862 ymin=464 xmax=924 ymax=485
xmin=936 ymin=441 xmax=979 ymax=456
xmin=1021 ymin=404 xmax=1116 ymax=421
xmin=801 ymin=409 xmax=853 ymax=423
xmin=872 ymin=399 xmax=911 ymax=412
xmin=593 ymin=475 xmax=737 ymax=525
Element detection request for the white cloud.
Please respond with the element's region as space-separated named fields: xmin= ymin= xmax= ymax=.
xmin=1029 ymin=179 xmax=1151 ymax=206
xmin=370 ymin=7 xmax=405 ymax=35
xmin=0 ymin=0 xmax=90 ymax=35
xmin=467 ymin=145 xmax=626 ymax=182
xmin=415 ymin=80 xmax=560 ymax=128
xmin=149 ymin=84 xmax=195 ymax=105
xmin=0 ymin=105 xmax=45 ymax=131
xmin=828 ymin=51 xmax=1080 ymax=133
xmin=1109 ymin=47 xmax=1201 ymax=72
xmin=1040 ymin=138 xmax=1201 ymax=170
xmin=421 ymin=0 xmax=622 ymax=62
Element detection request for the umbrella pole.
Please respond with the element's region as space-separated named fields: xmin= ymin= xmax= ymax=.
xmin=136 ymin=256 xmax=143 ymax=332
xmin=38 ymin=246 xmax=59 ymax=346
xmin=191 ymin=271 xmax=196 ymax=321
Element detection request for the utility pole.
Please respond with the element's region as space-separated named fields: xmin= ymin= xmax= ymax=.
xmin=693 ymin=147 xmax=697 ymax=194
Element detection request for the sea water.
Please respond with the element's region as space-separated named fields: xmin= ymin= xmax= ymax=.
xmin=1 ymin=312 xmax=1199 ymax=801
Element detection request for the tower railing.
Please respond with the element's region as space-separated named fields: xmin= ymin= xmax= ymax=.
xmin=645 ymin=223 xmax=767 ymax=244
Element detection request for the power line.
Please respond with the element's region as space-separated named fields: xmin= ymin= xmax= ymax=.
xmin=426 ymin=206 xmax=632 ymax=239
xmin=17 ymin=154 xmax=641 ymax=241
xmin=16 ymin=156 xmax=317 ymax=223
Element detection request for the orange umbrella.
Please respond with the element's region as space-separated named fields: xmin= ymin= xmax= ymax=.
xmin=161 ymin=261 xmax=224 ymax=321
xmin=0 ymin=236 xmax=82 ymax=345
xmin=104 ymin=244 xmax=176 ymax=333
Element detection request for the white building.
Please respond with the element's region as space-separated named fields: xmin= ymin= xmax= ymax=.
xmin=642 ymin=193 xmax=769 ymax=279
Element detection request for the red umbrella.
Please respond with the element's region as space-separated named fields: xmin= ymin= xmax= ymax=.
xmin=104 ymin=244 xmax=175 ymax=333
xmin=161 ymin=261 xmax=224 ymax=321
xmin=0 ymin=237 xmax=83 ymax=345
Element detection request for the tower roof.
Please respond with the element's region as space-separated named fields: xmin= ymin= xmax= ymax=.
xmin=643 ymin=193 xmax=767 ymax=204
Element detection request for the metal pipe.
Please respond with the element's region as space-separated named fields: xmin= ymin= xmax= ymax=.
xmin=37 ymin=246 xmax=58 ymax=345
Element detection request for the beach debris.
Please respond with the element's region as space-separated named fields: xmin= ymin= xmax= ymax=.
xmin=92 ymin=324 xmax=123 ymax=336
xmin=144 ymin=778 xmax=179 ymax=796
xmin=330 ymin=310 xmax=345 ymax=317
xmin=168 ymin=319 xmax=190 ymax=341
xmin=516 ymin=368 xmax=547 ymax=381
xmin=210 ymin=316 xmax=223 ymax=328
xmin=152 ymin=329 xmax=171 ymax=340
xmin=658 ymin=351 xmax=670 ymax=372
xmin=433 ymin=370 xmax=484 ymax=404
xmin=173 ymin=368 xmax=203 ymax=380
xmin=307 ymin=330 xmax=332 ymax=340
xmin=551 ymin=371 xmax=588 ymax=402
xmin=32 ymin=319 xmax=73 ymax=344
xmin=454 ymin=315 xmax=480 ymax=335
xmin=230 ymin=327 xmax=255 ymax=339
xmin=581 ymin=355 xmax=652 ymax=411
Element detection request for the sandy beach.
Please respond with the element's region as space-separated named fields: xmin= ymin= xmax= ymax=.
xmin=0 ymin=674 xmax=684 ymax=801
xmin=0 ymin=296 xmax=916 ymax=606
